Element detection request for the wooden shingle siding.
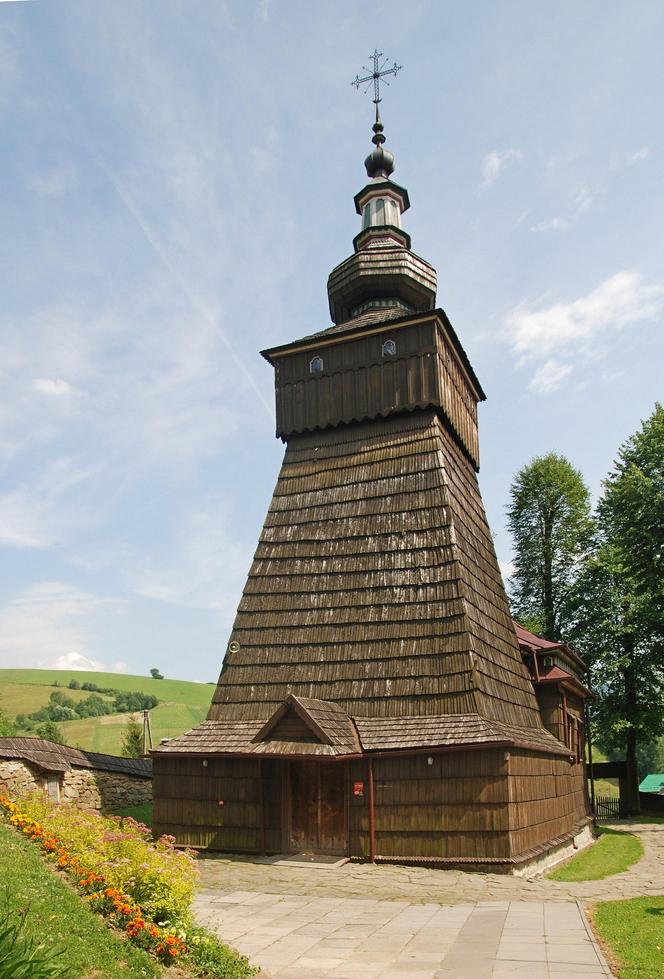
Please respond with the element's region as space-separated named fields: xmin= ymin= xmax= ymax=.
xmin=209 ymin=409 xmax=542 ymax=733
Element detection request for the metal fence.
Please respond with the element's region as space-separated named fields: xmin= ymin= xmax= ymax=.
xmin=594 ymin=795 xmax=620 ymax=821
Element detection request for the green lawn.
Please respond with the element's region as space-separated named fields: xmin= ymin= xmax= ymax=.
xmin=0 ymin=820 xmax=161 ymax=978
xmin=113 ymin=803 xmax=153 ymax=828
xmin=592 ymin=895 xmax=664 ymax=979
xmin=0 ymin=669 xmax=214 ymax=754
xmin=547 ymin=827 xmax=643 ymax=881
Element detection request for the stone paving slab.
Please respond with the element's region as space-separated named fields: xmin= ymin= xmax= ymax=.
xmin=193 ymin=821 xmax=664 ymax=977
xmin=193 ymin=892 xmax=613 ymax=978
xmin=196 ymin=820 xmax=662 ymax=906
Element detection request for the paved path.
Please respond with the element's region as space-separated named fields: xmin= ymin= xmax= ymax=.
xmin=194 ymin=894 xmax=611 ymax=978
xmin=193 ymin=822 xmax=663 ymax=978
xmin=195 ymin=820 xmax=663 ymax=905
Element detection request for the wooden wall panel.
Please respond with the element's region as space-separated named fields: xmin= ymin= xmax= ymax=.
xmin=507 ymin=749 xmax=590 ymax=857
xmin=348 ymin=750 xmax=510 ymax=860
xmin=152 ymin=756 xmax=281 ymax=852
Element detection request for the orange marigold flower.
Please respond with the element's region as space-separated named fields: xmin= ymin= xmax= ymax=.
xmin=168 ymin=948 xmax=178 ymax=957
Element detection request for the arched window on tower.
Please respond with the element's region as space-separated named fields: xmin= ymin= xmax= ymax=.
xmin=382 ymin=339 xmax=397 ymax=357
xmin=309 ymin=355 xmax=323 ymax=374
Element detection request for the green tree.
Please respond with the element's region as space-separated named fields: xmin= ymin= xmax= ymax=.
xmin=599 ymin=403 xmax=664 ymax=614
xmin=120 ymin=715 xmax=144 ymax=758
xmin=150 ymin=667 xmax=164 ymax=680
xmin=506 ymin=452 xmax=593 ymax=639
xmin=567 ymin=406 xmax=664 ymax=813
xmin=0 ymin=701 xmax=16 ymax=737
xmin=35 ymin=721 xmax=67 ymax=744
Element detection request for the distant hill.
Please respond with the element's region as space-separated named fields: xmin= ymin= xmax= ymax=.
xmin=0 ymin=669 xmax=214 ymax=755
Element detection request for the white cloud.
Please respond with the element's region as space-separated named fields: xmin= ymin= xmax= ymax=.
xmin=506 ymin=271 xmax=664 ymax=361
xmin=0 ymin=491 xmax=51 ymax=548
xmin=480 ymin=148 xmax=523 ymax=191
xmin=29 ymin=162 xmax=78 ymax=198
xmin=530 ymin=184 xmax=594 ymax=233
xmin=0 ymin=582 xmax=120 ymax=671
xmin=132 ymin=499 xmax=254 ymax=621
xmin=627 ymin=147 xmax=650 ymax=164
xmin=530 ymin=217 xmax=571 ymax=233
xmin=499 ymin=560 xmax=515 ymax=581
xmin=0 ymin=458 xmax=103 ymax=550
xmin=49 ymin=651 xmax=109 ymax=672
xmin=33 ymin=378 xmax=79 ymax=397
xmin=528 ymin=359 xmax=574 ymax=393
xmin=254 ymin=0 xmax=271 ymax=24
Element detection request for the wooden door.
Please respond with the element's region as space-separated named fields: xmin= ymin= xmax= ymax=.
xmin=289 ymin=762 xmax=319 ymax=850
xmin=289 ymin=762 xmax=346 ymax=853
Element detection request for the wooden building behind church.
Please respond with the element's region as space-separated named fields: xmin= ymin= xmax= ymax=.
xmin=152 ymin=106 xmax=591 ymax=873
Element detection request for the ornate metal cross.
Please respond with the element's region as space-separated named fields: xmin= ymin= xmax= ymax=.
xmin=351 ymin=49 xmax=402 ymax=105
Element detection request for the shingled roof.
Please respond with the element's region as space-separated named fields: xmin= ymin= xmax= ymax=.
xmin=206 ymin=410 xmax=542 ymax=727
xmin=0 ymin=737 xmax=152 ymax=778
xmin=153 ymin=709 xmax=570 ymax=758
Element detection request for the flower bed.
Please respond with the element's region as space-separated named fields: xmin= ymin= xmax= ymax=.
xmin=0 ymin=793 xmax=189 ymax=965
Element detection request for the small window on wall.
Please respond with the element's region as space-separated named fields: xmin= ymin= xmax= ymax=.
xmin=382 ymin=339 xmax=397 ymax=357
xmin=309 ymin=355 xmax=323 ymax=374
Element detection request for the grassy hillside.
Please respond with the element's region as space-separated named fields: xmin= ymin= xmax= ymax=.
xmin=0 ymin=669 xmax=214 ymax=755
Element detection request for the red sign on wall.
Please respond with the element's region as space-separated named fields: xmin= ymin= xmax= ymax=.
xmin=353 ymin=781 xmax=364 ymax=797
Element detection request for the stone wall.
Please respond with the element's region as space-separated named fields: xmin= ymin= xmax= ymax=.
xmin=0 ymin=759 xmax=152 ymax=811
xmin=62 ymin=768 xmax=152 ymax=810
xmin=0 ymin=759 xmax=43 ymax=797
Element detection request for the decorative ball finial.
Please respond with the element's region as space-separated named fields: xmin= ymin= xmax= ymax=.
xmin=351 ymin=49 xmax=402 ymax=179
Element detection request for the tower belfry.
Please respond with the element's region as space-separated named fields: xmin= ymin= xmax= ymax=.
xmin=152 ymin=63 xmax=591 ymax=869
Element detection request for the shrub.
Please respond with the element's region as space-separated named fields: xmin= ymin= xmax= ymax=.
xmin=76 ymin=694 xmax=110 ymax=718
xmin=14 ymin=795 xmax=197 ymax=926
xmin=34 ymin=723 xmax=66 ymax=745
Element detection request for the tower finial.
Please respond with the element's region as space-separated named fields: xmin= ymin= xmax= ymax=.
xmin=351 ymin=50 xmax=402 ymax=179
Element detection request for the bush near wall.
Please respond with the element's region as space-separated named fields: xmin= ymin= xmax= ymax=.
xmin=0 ymin=793 xmax=256 ymax=977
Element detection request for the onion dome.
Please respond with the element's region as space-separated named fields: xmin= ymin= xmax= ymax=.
xmin=364 ymin=109 xmax=395 ymax=178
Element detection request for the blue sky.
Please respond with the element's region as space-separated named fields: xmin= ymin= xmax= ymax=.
xmin=0 ymin=0 xmax=662 ymax=681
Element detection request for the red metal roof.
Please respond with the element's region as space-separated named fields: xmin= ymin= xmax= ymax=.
xmin=513 ymin=620 xmax=587 ymax=672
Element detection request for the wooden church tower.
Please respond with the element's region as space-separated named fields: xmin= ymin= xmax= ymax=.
xmin=153 ymin=66 xmax=591 ymax=871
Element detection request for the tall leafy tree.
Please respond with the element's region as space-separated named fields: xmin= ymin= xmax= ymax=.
xmin=600 ymin=403 xmax=664 ymax=607
xmin=506 ymin=453 xmax=593 ymax=639
xmin=570 ymin=406 xmax=664 ymax=813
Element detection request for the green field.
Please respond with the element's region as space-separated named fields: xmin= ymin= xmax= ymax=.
xmin=0 ymin=669 xmax=214 ymax=754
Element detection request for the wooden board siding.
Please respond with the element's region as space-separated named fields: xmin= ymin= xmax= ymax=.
xmin=534 ymin=687 xmax=565 ymax=742
xmin=507 ymin=749 xmax=589 ymax=858
xmin=273 ymin=320 xmax=442 ymax=444
xmin=271 ymin=315 xmax=481 ymax=468
xmin=152 ymin=756 xmax=282 ymax=852
xmin=349 ymin=750 xmax=510 ymax=860
xmin=209 ymin=409 xmax=543 ymax=732
xmin=154 ymin=747 xmax=588 ymax=862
